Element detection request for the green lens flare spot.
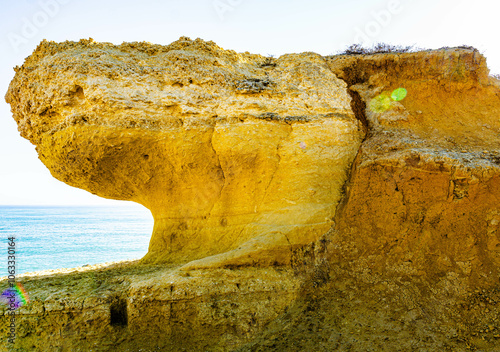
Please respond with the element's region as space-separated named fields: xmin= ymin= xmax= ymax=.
xmin=391 ymin=88 xmax=407 ymax=101
xmin=369 ymin=93 xmax=392 ymax=113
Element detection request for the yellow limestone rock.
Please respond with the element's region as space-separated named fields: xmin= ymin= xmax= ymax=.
xmin=234 ymin=49 xmax=500 ymax=352
xmin=5 ymin=37 xmax=364 ymax=267
xmin=3 ymin=44 xmax=500 ymax=352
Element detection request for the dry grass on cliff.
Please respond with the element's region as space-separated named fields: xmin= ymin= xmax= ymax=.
xmin=338 ymin=43 xmax=480 ymax=56
xmin=338 ymin=43 xmax=414 ymax=55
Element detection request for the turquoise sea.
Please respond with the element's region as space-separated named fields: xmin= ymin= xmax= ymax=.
xmin=0 ymin=205 xmax=153 ymax=274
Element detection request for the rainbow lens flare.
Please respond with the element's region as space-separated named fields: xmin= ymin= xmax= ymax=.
xmin=0 ymin=282 xmax=30 ymax=310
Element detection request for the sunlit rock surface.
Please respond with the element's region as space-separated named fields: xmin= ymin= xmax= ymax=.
xmin=3 ymin=40 xmax=500 ymax=351
xmin=5 ymin=37 xmax=364 ymax=266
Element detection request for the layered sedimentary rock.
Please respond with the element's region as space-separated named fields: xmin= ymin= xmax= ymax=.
xmin=328 ymin=48 xmax=500 ymax=285
xmin=5 ymin=37 xmax=364 ymax=266
xmin=237 ymin=49 xmax=500 ymax=351
xmin=3 ymin=39 xmax=500 ymax=351
xmin=242 ymin=49 xmax=500 ymax=351
xmin=0 ymin=263 xmax=302 ymax=352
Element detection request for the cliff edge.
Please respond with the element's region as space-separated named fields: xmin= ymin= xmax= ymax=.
xmin=5 ymin=37 xmax=364 ymax=267
xmin=3 ymin=38 xmax=500 ymax=351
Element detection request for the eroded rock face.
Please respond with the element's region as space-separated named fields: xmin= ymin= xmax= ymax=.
xmin=4 ymin=40 xmax=500 ymax=351
xmin=0 ymin=263 xmax=302 ymax=352
xmin=233 ymin=49 xmax=500 ymax=352
xmin=327 ymin=48 xmax=500 ymax=285
xmin=5 ymin=37 xmax=364 ymax=265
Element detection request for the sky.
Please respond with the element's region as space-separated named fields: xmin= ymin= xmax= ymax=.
xmin=0 ymin=0 xmax=498 ymax=206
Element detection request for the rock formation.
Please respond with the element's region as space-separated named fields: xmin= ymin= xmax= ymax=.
xmin=5 ymin=37 xmax=364 ymax=266
xmin=2 ymin=38 xmax=500 ymax=351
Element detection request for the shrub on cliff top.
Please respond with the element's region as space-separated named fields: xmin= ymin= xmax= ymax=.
xmin=339 ymin=43 xmax=480 ymax=56
xmin=339 ymin=43 xmax=414 ymax=55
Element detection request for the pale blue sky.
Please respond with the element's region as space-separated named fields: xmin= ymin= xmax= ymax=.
xmin=0 ymin=0 xmax=498 ymax=205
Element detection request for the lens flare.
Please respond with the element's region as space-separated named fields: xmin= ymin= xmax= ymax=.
xmin=369 ymin=92 xmax=392 ymax=113
xmin=391 ymin=88 xmax=407 ymax=101
xmin=0 ymin=282 xmax=30 ymax=310
xmin=369 ymin=87 xmax=408 ymax=113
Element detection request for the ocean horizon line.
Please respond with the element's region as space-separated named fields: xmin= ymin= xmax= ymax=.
xmin=0 ymin=203 xmax=145 ymax=208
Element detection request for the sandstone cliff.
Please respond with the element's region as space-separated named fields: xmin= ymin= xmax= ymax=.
xmin=2 ymin=38 xmax=500 ymax=351
xmin=5 ymin=37 xmax=363 ymax=267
